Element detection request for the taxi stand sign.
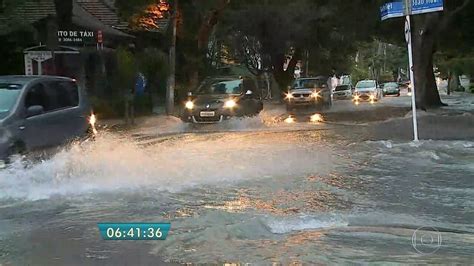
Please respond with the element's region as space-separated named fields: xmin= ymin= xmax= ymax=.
xmin=380 ymin=0 xmax=444 ymax=142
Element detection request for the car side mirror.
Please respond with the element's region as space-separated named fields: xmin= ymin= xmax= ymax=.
xmin=187 ymin=91 xmax=193 ymax=96
xmin=26 ymin=105 xmax=44 ymax=117
xmin=245 ymin=90 xmax=253 ymax=95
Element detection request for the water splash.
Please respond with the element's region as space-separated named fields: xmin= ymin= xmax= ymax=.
xmin=0 ymin=130 xmax=334 ymax=201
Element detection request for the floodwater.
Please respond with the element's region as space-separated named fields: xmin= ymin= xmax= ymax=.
xmin=0 ymin=113 xmax=473 ymax=265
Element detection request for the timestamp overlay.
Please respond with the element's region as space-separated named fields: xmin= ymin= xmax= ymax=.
xmin=97 ymin=223 xmax=171 ymax=240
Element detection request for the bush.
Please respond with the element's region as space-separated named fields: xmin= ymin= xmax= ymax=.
xmin=90 ymin=96 xmax=125 ymax=119
xmin=90 ymin=94 xmax=154 ymax=119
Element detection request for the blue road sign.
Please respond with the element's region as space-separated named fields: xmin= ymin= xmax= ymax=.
xmin=380 ymin=1 xmax=405 ymax=21
xmin=411 ymin=0 xmax=444 ymax=15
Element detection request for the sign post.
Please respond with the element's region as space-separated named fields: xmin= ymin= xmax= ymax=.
xmin=405 ymin=0 xmax=419 ymax=142
xmin=24 ymin=51 xmax=53 ymax=76
xmin=97 ymin=30 xmax=104 ymax=50
xmin=380 ymin=0 xmax=444 ymax=142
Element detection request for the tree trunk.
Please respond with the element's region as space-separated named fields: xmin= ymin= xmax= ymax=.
xmin=189 ymin=70 xmax=199 ymax=90
xmin=448 ymin=72 xmax=460 ymax=93
xmin=447 ymin=70 xmax=452 ymax=95
xmin=412 ymin=14 xmax=445 ymax=109
xmin=272 ymin=52 xmax=299 ymax=94
xmin=125 ymin=99 xmax=130 ymax=125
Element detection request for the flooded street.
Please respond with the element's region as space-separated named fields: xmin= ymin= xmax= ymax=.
xmin=1 ymin=107 xmax=473 ymax=265
xmin=3 ymin=0 xmax=474 ymax=263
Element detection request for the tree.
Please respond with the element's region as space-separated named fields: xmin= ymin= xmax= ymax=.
xmin=376 ymin=0 xmax=474 ymax=108
xmin=118 ymin=0 xmax=474 ymax=108
xmin=116 ymin=47 xmax=137 ymax=124
xmin=136 ymin=48 xmax=169 ymax=98
xmin=351 ymin=40 xmax=408 ymax=83
xmin=129 ymin=0 xmax=170 ymax=31
xmin=220 ymin=0 xmax=378 ymax=92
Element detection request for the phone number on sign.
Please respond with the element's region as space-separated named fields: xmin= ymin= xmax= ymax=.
xmin=97 ymin=223 xmax=171 ymax=240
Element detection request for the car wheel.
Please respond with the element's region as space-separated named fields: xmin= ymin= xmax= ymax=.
xmin=6 ymin=142 xmax=26 ymax=164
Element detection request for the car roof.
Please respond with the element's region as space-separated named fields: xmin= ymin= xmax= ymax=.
xmin=0 ymin=75 xmax=75 ymax=85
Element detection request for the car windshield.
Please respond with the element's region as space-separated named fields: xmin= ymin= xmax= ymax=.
xmin=0 ymin=83 xmax=22 ymax=120
xmin=335 ymin=85 xmax=350 ymax=91
xmin=196 ymin=79 xmax=243 ymax=95
xmin=356 ymin=81 xmax=376 ymax=89
xmin=296 ymin=79 xmax=326 ymax=88
xmin=384 ymin=82 xmax=398 ymax=88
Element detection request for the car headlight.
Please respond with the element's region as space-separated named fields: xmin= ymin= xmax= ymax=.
xmin=369 ymin=94 xmax=375 ymax=100
xmin=285 ymin=93 xmax=294 ymax=100
xmin=311 ymin=91 xmax=320 ymax=98
xmin=353 ymin=95 xmax=360 ymax=100
xmin=185 ymin=101 xmax=194 ymax=110
xmin=224 ymin=99 xmax=237 ymax=108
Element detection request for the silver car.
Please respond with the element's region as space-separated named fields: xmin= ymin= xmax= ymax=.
xmin=333 ymin=84 xmax=354 ymax=100
xmin=0 ymin=76 xmax=92 ymax=167
xmin=286 ymin=77 xmax=332 ymax=111
xmin=353 ymin=80 xmax=382 ymax=102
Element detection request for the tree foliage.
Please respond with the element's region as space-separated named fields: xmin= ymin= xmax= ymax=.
xmin=376 ymin=0 xmax=474 ymax=107
xmin=116 ymin=47 xmax=137 ymax=94
xmin=216 ymin=0 xmax=382 ymax=91
xmin=129 ymin=0 xmax=170 ymax=31
xmin=136 ymin=48 xmax=169 ymax=96
xmin=117 ymin=0 xmax=474 ymax=105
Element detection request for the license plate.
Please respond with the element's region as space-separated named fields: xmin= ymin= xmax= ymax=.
xmin=295 ymin=98 xmax=310 ymax=102
xmin=200 ymin=111 xmax=215 ymax=117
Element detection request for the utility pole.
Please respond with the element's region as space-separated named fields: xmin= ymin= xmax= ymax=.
xmin=166 ymin=0 xmax=178 ymax=115
xmin=405 ymin=0 xmax=419 ymax=141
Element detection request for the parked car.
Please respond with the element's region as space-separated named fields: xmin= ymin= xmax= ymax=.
xmin=0 ymin=76 xmax=92 ymax=167
xmin=181 ymin=76 xmax=263 ymax=124
xmin=383 ymin=82 xmax=401 ymax=96
xmin=286 ymin=76 xmax=332 ymax=111
xmin=353 ymin=80 xmax=382 ymax=102
xmin=333 ymin=84 xmax=354 ymax=100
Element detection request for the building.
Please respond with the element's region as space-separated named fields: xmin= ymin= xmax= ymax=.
xmin=0 ymin=0 xmax=134 ymax=91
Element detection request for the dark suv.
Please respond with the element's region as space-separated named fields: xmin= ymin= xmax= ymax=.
xmin=0 ymin=76 xmax=91 ymax=167
xmin=181 ymin=76 xmax=263 ymax=124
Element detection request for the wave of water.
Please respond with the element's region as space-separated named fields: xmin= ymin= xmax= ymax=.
xmin=133 ymin=108 xmax=320 ymax=138
xmin=266 ymin=214 xmax=348 ymax=234
xmin=0 ymin=130 xmax=334 ymax=201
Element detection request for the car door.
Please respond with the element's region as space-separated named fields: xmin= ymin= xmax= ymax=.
xmin=45 ymin=80 xmax=87 ymax=140
xmin=21 ymin=81 xmax=58 ymax=149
